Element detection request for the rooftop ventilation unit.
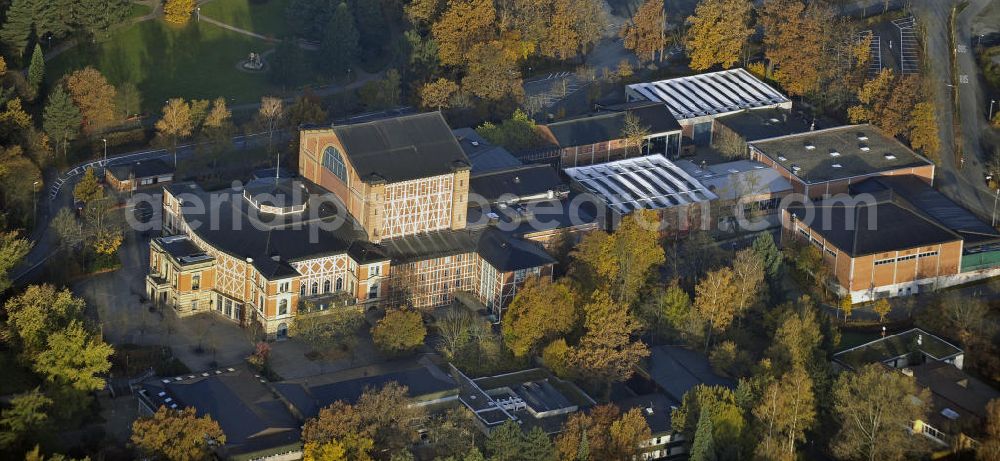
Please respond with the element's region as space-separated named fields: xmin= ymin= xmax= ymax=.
xmin=829 ymin=151 xmax=840 ymax=157
xmin=791 ymin=165 xmax=801 ymax=172
xmin=832 ymin=164 xmax=842 ymax=168
xmin=860 ymin=144 xmax=870 ymax=152
xmin=777 ymin=155 xmax=787 ymax=162
xmin=470 ymin=141 xmax=480 ymax=147
xmin=857 ymin=133 xmax=869 ymax=141
xmin=768 ymin=118 xmax=781 ymax=123
xmin=804 ymin=142 xmax=816 ymax=150
xmin=884 ymin=153 xmax=897 ymax=160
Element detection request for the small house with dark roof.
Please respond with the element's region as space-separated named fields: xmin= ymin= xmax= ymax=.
xmin=540 ymin=102 xmax=682 ymax=167
xmin=910 ymin=361 xmax=1000 ymax=449
xmin=749 ymin=124 xmax=935 ymax=199
xmin=106 ymin=158 xmax=174 ymax=192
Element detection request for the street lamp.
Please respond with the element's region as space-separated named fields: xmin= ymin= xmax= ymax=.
xmin=32 ymin=181 xmax=39 ymax=225
xmin=992 ymin=188 xmax=999 ymax=228
xmin=990 ymin=99 xmax=997 ymax=121
xmin=101 ymin=138 xmax=108 ymax=163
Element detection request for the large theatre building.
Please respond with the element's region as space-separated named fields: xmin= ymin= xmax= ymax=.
xmin=148 ymin=112 xmax=577 ymax=338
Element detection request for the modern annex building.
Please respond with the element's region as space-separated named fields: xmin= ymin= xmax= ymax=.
xmin=147 ymin=112 xmax=577 ymax=337
xmin=626 ymin=68 xmax=791 ymax=145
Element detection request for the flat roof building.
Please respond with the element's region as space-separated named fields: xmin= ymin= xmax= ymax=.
xmin=832 ymin=328 xmax=964 ymax=371
xmin=626 ymin=69 xmax=792 ymax=145
xmin=750 ymin=124 xmax=935 ymax=199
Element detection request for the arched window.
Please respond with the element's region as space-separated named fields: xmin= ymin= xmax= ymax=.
xmin=335 ymin=277 xmax=343 ymax=291
xmin=322 ymin=146 xmax=348 ymax=183
xmin=311 ymin=282 xmax=318 ymax=295
xmin=323 ymin=280 xmax=331 ymax=293
xmin=278 ymin=299 xmax=288 ymax=315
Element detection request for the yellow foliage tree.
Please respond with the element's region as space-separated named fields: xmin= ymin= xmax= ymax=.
xmin=621 ymin=0 xmax=667 ymax=63
xmin=64 ymin=67 xmax=118 ymax=134
xmin=432 ymin=0 xmax=497 ymax=67
xmin=908 ymin=101 xmax=940 ymax=163
xmin=164 ymin=0 xmax=195 ymax=24
xmin=686 ymin=0 xmax=753 ymax=71
xmin=419 ymin=78 xmax=460 ymax=110
xmin=571 ymin=209 xmax=665 ymax=306
xmin=760 ymin=0 xmax=831 ymax=96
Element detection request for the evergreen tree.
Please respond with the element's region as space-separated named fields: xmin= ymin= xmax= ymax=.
xmin=350 ymin=0 xmax=386 ymax=54
xmin=0 ymin=0 xmax=35 ymax=58
xmin=42 ymin=86 xmax=81 ymax=158
xmin=319 ymin=2 xmax=359 ymax=76
xmin=27 ymin=44 xmax=44 ymax=97
xmin=269 ymin=38 xmax=306 ymax=86
xmin=286 ymin=0 xmax=334 ymax=42
xmin=73 ymin=0 xmax=132 ymax=35
xmin=690 ymin=408 xmax=717 ymax=461
xmin=34 ymin=0 xmax=75 ymax=39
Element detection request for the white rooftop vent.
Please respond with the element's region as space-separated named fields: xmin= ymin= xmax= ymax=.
xmin=859 ymin=144 xmax=870 ymax=152
xmin=804 ymin=142 xmax=816 ymax=150
xmin=768 ymin=118 xmax=781 ymax=123
xmin=227 ymin=367 xmax=236 ymax=372
xmin=857 ymin=133 xmax=869 ymax=141
xmin=884 ymin=153 xmax=897 ymax=160
xmin=170 ymin=403 xmax=178 ymax=409
xmin=829 ymin=151 xmax=840 ymax=157
xmin=832 ymin=164 xmax=842 ymax=168
xmin=470 ymin=141 xmax=480 ymax=147
xmin=791 ymin=165 xmax=802 ymax=172
xmin=158 ymin=391 xmax=167 ymax=397
xmin=777 ymin=155 xmax=787 ymax=162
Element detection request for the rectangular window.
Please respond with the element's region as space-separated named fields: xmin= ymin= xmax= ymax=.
xmin=192 ymin=274 xmax=201 ymax=291
xmin=874 ymin=258 xmax=895 ymax=266
xmin=825 ymin=247 xmax=836 ymax=257
xmin=191 ymin=300 xmax=198 ymax=311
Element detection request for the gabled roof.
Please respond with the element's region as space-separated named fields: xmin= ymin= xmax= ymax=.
xmin=786 ymin=196 xmax=961 ymax=257
xmin=330 ymin=111 xmax=470 ymax=183
xmin=541 ymin=102 xmax=681 ymax=148
xmin=379 ymin=227 xmax=556 ymax=272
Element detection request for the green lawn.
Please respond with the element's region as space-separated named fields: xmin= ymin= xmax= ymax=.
xmin=128 ymin=2 xmax=153 ymax=19
xmin=47 ymin=20 xmax=280 ymax=112
xmin=199 ymin=0 xmax=292 ymax=38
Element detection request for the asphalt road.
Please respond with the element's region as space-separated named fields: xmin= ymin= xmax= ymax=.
xmin=913 ymin=0 xmax=999 ymax=223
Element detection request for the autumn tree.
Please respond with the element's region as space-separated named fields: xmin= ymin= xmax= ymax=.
xmin=64 ymin=67 xmax=118 ymax=134
xmin=371 ymin=308 xmax=426 ymax=356
xmin=609 ymin=407 xmax=652 ymax=459
xmin=638 ymin=280 xmax=699 ymax=343
xmin=555 ymin=404 xmax=619 ymax=460
xmin=693 ymin=267 xmax=739 ymax=350
xmin=156 ymin=98 xmax=193 ymax=156
xmin=3 ymin=284 xmax=85 ymax=361
xmin=0 ymin=388 xmax=51 ymax=451
xmin=908 ymin=101 xmax=940 ymax=162
xmin=980 ymin=399 xmax=1000 ymax=461
xmin=0 ymin=231 xmax=31 ymax=293
xmin=73 ymin=167 xmax=104 ymax=203
xmin=405 ymin=0 xmax=444 ymax=28
xmin=432 ymin=0 xmax=497 ymax=67
xmin=753 ymin=362 xmax=815 ymax=459
xmin=420 ymin=78 xmax=460 ymax=110
xmin=847 ymin=69 xmax=922 ymax=138
xmin=502 ymin=277 xmax=577 ymax=358
xmin=567 ymin=291 xmax=649 ymax=394
xmin=873 ymin=298 xmax=891 ymax=323
xmin=685 ymin=0 xmax=753 ymax=70
xmin=759 ymin=0 xmax=831 ymax=96
xmin=731 ymin=248 xmax=764 ymax=320
xmin=131 ymin=406 xmax=226 ymax=461
xmin=303 ymin=383 xmax=425 ymax=460
xmin=621 ymin=0 xmax=667 ymax=63
xmin=621 ymin=111 xmax=650 ymax=157
xmin=33 ymin=321 xmax=113 ymax=392
xmin=462 ymin=39 xmax=526 ymax=102
xmin=831 ymin=364 xmax=930 ymax=461
xmin=164 ymin=0 xmax=196 ymax=24
xmin=571 ymin=209 xmax=665 ymax=305
xmin=257 ymin=96 xmax=284 ymax=153
xmin=475 ymin=109 xmax=543 ymax=152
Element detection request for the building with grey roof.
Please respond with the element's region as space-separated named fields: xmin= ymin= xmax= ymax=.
xmin=541 ymin=102 xmax=683 ymax=166
xmin=749 ymin=124 xmax=935 ymax=199
xmin=452 ymin=127 xmax=523 ymax=174
xmin=626 ymin=68 xmax=792 ymax=145
xmin=106 ymin=158 xmax=174 ymax=192
xmin=677 ymin=159 xmax=793 ymax=232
